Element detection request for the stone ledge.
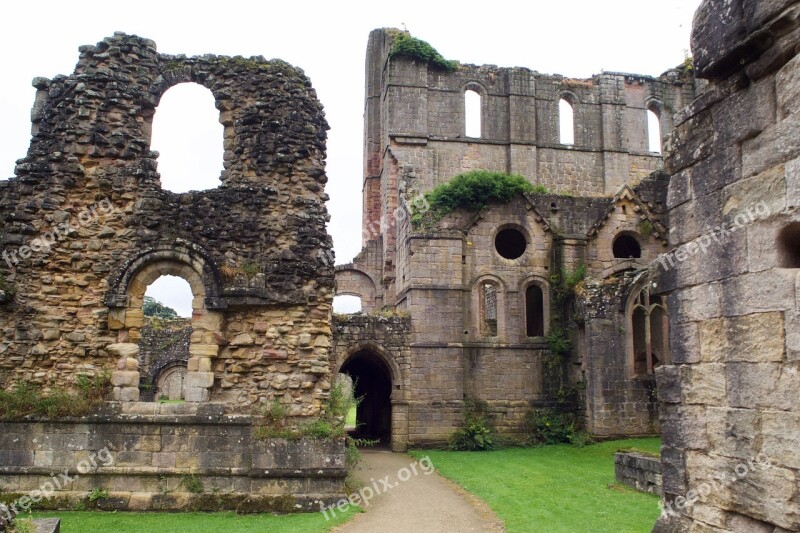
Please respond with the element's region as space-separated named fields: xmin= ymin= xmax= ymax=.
xmin=614 ymin=451 xmax=663 ymax=495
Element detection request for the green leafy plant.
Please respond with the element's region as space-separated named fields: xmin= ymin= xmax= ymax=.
xmin=638 ymin=219 xmax=653 ymax=239
xmin=87 ymin=488 xmax=109 ymax=502
xmin=390 ymin=32 xmax=457 ymax=72
xmin=241 ymin=262 xmax=261 ymax=278
xmin=255 ymin=379 xmax=360 ymax=441
xmin=180 ymin=474 xmax=204 ymax=494
xmin=413 ymin=170 xmax=539 ymax=228
xmin=345 ymin=436 xmax=379 ymax=471
xmin=450 ymin=400 xmax=495 ymax=451
xmin=562 ymin=263 xmax=587 ymax=291
xmin=544 ymin=326 xmax=571 ymax=370
xmin=526 ymin=408 xmax=576 ymax=446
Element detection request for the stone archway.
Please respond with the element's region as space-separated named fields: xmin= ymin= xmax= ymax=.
xmin=334 ymin=343 xmax=408 ymax=451
xmin=105 ymin=245 xmax=224 ymax=403
xmin=155 ymin=362 xmax=189 ymax=401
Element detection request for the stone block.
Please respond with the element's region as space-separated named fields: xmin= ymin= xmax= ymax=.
xmin=189 ymin=344 xmax=218 ymax=357
xmin=785 ymin=310 xmax=800 ymax=361
xmin=777 ymin=44 xmax=800 ymax=119
xmin=788 ymin=157 xmax=800 ymax=209
xmin=106 ymin=343 xmax=139 ymax=358
xmin=655 ymin=365 xmax=682 ymax=403
xmin=705 ymin=406 xmax=760 ymax=460
xmin=722 ymin=164 xmax=786 ymax=226
xmin=184 ymin=387 xmax=210 ymax=403
xmin=230 ymin=333 xmax=254 ymax=346
xmin=128 ymin=493 xmax=152 ymax=511
xmin=117 ymin=357 xmax=139 ymax=371
xmin=699 ymin=312 xmax=785 ymax=363
xmin=111 ymin=371 xmax=140 ymax=387
xmin=33 ymin=450 xmax=54 ymax=467
xmin=720 ymin=270 xmax=797 ymax=316
xmin=682 ymin=363 xmax=726 ymax=405
xmin=184 ymin=372 xmax=214 ymax=389
xmin=742 ymin=117 xmax=800 ymax=178
xmin=761 ymin=410 xmax=800 ymax=470
xmin=668 ymin=321 xmax=701 ymax=365
xmin=114 ymin=386 xmax=140 ymax=402
xmin=727 ymin=362 xmax=800 ymax=411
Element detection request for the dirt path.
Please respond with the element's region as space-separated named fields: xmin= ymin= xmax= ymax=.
xmin=331 ymin=450 xmax=505 ymax=533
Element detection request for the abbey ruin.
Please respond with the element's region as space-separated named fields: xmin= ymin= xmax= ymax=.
xmin=0 ymin=0 xmax=798 ymax=530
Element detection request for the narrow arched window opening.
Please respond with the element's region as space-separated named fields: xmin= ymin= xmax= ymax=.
xmin=151 ymin=82 xmax=224 ymax=193
xmin=613 ymin=234 xmax=642 ymax=259
xmin=480 ymin=282 xmax=498 ymax=337
xmin=647 ymin=108 xmax=662 ymax=154
xmin=333 ymin=294 xmax=363 ymax=314
xmin=465 ymin=89 xmax=482 ymax=138
xmin=525 ymin=285 xmax=544 ymax=337
xmin=559 ymin=98 xmax=575 ymax=145
xmin=630 ymin=288 xmax=669 ymax=376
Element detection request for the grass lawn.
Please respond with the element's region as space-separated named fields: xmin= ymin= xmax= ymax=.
xmin=346 ymin=405 xmax=357 ymax=429
xmin=31 ymin=508 xmax=358 ymax=533
xmin=410 ymin=438 xmax=662 ymax=533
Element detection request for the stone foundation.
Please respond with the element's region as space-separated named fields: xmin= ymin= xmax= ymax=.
xmin=0 ymin=404 xmax=345 ymax=513
xmin=614 ymin=452 xmax=662 ymax=495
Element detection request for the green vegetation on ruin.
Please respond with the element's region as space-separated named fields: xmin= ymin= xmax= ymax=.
xmin=390 ymin=32 xmax=458 ymax=72
xmin=0 ymin=373 xmax=111 ymax=420
xmin=412 ymin=170 xmax=544 ymax=228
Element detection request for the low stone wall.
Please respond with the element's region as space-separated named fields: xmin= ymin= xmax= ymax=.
xmin=0 ymin=403 xmax=345 ymax=513
xmin=614 ymin=452 xmax=662 ymax=495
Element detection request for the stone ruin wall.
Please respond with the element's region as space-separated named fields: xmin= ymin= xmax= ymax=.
xmin=655 ymin=0 xmax=800 ymax=531
xmin=0 ymin=33 xmax=335 ymax=417
xmin=361 ymin=28 xmax=694 ymax=284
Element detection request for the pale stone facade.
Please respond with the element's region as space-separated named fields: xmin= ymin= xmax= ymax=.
xmin=654 ymin=0 xmax=800 ymax=530
xmin=334 ymin=29 xmax=697 ymax=450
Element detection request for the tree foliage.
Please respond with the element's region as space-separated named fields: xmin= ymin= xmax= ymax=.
xmin=143 ymin=296 xmax=178 ymax=319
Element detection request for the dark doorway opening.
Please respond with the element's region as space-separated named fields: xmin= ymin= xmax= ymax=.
xmin=340 ymin=350 xmax=393 ymax=444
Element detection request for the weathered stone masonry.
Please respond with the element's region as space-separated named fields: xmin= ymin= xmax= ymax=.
xmin=335 ymin=28 xmax=697 ymax=448
xmin=654 ymin=1 xmax=800 ymax=531
xmin=0 ymin=33 xmax=343 ymax=510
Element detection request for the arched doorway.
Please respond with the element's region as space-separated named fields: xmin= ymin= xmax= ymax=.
xmin=155 ymin=363 xmax=188 ymax=401
xmin=339 ymin=349 xmax=393 ymax=444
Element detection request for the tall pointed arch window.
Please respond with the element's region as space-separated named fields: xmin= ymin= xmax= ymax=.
xmin=629 ymin=287 xmax=669 ymax=376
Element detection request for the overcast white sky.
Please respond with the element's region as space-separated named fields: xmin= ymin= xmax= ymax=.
xmin=0 ymin=0 xmax=701 ymax=315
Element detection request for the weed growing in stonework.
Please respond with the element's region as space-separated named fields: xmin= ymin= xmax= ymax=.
xmin=179 ymin=474 xmax=204 ymax=494
xmin=87 ymin=488 xmax=109 ymax=502
xmin=0 ymin=372 xmax=111 ymax=419
xmin=450 ymin=400 xmax=495 ymax=451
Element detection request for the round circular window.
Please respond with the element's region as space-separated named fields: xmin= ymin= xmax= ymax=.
xmin=495 ymin=228 xmax=527 ymax=259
